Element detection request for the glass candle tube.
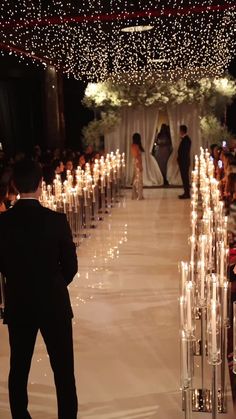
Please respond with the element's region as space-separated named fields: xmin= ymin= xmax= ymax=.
xmin=222 ymin=281 xmax=230 ymax=328
xmin=184 ymin=281 xmax=195 ymax=338
xmin=179 ymin=262 xmax=189 ymax=296
xmin=207 ymin=300 xmax=221 ymax=365
xmin=180 ymin=331 xmax=192 ymax=389
xmin=207 ymin=274 xmax=219 ymax=305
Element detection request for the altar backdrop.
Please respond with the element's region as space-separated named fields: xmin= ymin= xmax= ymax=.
xmin=105 ymin=103 xmax=202 ymax=186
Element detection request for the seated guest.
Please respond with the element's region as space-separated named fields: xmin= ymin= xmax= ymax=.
xmin=0 ymin=168 xmax=11 ymax=213
xmin=62 ymin=159 xmax=75 ymax=183
xmin=210 ymin=144 xmax=219 ymax=175
xmin=0 ymin=150 xmax=7 ymax=172
xmin=32 ymin=145 xmax=42 ymax=163
xmin=0 ymin=166 xmax=18 ymax=208
xmin=84 ymin=145 xmax=95 ymax=164
xmin=210 ymin=143 xmax=218 ymax=157
xmin=14 ymin=151 xmax=25 ymax=162
xmin=0 ymin=202 xmax=6 ymax=213
xmin=226 ymin=173 xmax=236 ymax=213
xmin=53 ymin=159 xmax=64 ymax=176
xmin=46 ymin=159 xmax=65 ymax=184
xmin=227 ymin=173 xmax=236 ymax=289
xmin=94 ymin=152 xmax=101 ymax=160
xmin=215 ymin=147 xmax=224 ymax=181
xmin=41 ymin=153 xmax=53 ymax=185
xmin=65 ymin=159 xmax=74 ymax=173
xmin=5 ymin=182 xmax=18 ymax=209
xmin=53 ymin=148 xmax=61 ymax=160
xmin=0 ymin=184 xmax=7 ymax=213
xmin=227 ymin=173 xmax=236 ymax=401
xmin=220 ymin=153 xmax=235 ymax=199
xmin=78 ymin=154 xmax=86 ymax=170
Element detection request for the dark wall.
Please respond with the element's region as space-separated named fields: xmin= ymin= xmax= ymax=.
xmin=0 ymin=56 xmax=94 ymax=155
xmin=0 ymin=56 xmax=44 ymax=155
xmin=63 ymin=77 xmax=93 ymax=151
xmin=228 ymin=57 xmax=236 ymax=136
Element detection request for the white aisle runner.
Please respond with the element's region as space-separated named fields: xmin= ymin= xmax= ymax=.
xmin=0 ymin=189 xmax=234 ymax=418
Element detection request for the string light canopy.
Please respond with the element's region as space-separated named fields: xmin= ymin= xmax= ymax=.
xmin=0 ymin=0 xmax=235 ymax=83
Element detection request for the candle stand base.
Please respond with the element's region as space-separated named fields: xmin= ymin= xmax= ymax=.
xmin=182 ymin=389 xmax=227 ymax=413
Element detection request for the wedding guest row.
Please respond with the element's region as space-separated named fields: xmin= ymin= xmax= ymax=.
xmin=0 ymin=144 xmax=101 ymax=213
xmin=210 ymin=143 xmax=236 ymax=402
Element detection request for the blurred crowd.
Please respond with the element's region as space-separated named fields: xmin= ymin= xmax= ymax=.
xmin=210 ymin=143 xmax=236 ymax=247
xmin=0 ymin=144 xmax=102 ymax=213
xmin=212 ymin=142 xmax=236 ymax=401
xmin=211 ymin=144 xmax=236 ymax=206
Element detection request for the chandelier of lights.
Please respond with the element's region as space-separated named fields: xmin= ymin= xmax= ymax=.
xmin=0 ymin=1 xmax=235 ymax=83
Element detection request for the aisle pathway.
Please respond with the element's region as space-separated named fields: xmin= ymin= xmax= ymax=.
xmin=0 ymin=189 xmax=234 ymax=418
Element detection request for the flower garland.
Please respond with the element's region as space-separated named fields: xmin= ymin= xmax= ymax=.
xmin=82 ymin=76 xmax=236 ymax=146
xmin=83 ymin=77 xmax=236 ymax=110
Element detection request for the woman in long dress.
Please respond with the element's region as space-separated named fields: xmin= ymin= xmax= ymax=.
xmin=131 ymin=133 xmax=145 ymax=200
xmin=154 ymin=124 xmax=172 ymax=186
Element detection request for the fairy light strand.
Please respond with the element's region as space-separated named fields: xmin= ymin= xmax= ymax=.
xmin=0 ymin=0 xmax=235 ymax=83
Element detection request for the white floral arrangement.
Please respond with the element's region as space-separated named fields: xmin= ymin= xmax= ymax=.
xmin=83 ymin=76 xmax=236 ymax=109
xmin=82 ymin=76 xmax=236 ymax=147
xmin=200 ymin=115 xmax=232 ymax=147
xmin=82 ymin=111 xmax=121 ymax=148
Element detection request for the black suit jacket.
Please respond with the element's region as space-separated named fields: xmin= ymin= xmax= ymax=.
xmin=0 ymin=199 xmax=78 ymax=324
xmin=177 ymin=135 xmax=191 ymax=167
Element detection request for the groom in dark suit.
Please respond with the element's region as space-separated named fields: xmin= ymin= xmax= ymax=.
xmin=177 ymin=125 xmax=192 ymax=199
xmin=0 ymin=159 xmax=78 ymax=419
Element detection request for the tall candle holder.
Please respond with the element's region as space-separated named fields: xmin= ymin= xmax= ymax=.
xmin=90 ymin=184 xmax=99 ymax=227
xmin=180 ymin=149 xmax=231 ymax=418
xmin=181 ymin=330 xmax=193 ymax=419
xmin=39 ymin=151 xmax=126 ymax=245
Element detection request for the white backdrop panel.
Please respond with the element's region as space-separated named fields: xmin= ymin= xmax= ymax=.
xmin=105 ymin=103 xmax=202 ymax=186
xmin=105 ymin=106 xmax=163 ymax=186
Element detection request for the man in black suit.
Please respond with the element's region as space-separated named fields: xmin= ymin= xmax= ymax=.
xmin=177 ymin=125 xmax=192 ymax=199
xmin=0 ymin=159 xmax=78 ymax=419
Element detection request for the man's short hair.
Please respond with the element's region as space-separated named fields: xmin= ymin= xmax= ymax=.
xmin=13 ymin=159 xmax=42 ymax=193
xmin=180 ymin=125 xmax=188 ymax=134
xmin=52 ymin=159 xmax=62 ymax=172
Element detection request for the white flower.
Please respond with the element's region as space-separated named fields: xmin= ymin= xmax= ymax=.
xmin=162 ymin=96 xmax=169 ymax=104
xmin=85 ymin=83 xmax=99 ymax=98
xmin=213 ymin=77 xmax=236 ymax=97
